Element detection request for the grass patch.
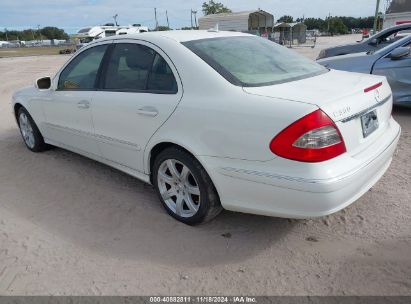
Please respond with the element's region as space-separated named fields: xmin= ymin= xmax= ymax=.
xmin=0 ymin=46 xmax=75 ymax=58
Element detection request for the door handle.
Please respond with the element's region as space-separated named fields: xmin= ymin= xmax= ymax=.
xmin=77 ymin=100 xmax=90 ymax=109
xmin=137 ymin=106 xmax=158 ymax=117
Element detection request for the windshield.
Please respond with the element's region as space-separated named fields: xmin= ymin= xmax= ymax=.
xmin=183 ymin=36 xmax=327 ymax=87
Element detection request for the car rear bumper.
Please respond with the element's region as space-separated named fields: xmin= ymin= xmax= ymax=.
xmin=199 ymin=118 xmax=401 ymax=218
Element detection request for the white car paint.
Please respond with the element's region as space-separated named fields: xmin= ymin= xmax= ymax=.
xmin=12 ymin=30 xmax=401 ymax=219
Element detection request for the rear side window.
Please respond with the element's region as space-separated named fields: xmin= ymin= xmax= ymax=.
xmin=103 ymin=43 xmax=177 ymax=93
xmin=58 ymin=44 xmax=107 ymax=90
xmin=147 ymin=54 xmax=178 ymax=92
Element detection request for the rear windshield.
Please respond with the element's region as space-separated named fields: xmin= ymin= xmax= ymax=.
xmin=183 ymin=36 xmax=327 ymax=87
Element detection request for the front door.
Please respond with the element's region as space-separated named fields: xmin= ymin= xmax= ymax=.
xmin=91 ymin=41 xmax=182 ymax=171
xmin=43 ymin=43 xmax=109 ymax=156
xmin=373 ymin=41 xmax=411 ymax=104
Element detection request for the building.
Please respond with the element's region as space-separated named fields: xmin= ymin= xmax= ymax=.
xmin=273 ymin=22 xmax=307 ymax=45
xmin=384 ymin=0 xmax=411 ymax=29
xmin=198 ymin=10 xmax=274 ymax=34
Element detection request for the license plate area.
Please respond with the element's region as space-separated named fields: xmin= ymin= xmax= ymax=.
xmin=361 ymin=109 xmax=379 ymax=138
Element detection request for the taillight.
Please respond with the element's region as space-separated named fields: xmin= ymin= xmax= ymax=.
xmin=270 ymin=109 xmax=346 ymax=162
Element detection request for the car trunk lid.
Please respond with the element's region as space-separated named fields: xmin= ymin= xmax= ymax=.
xmin=243 ymin=69 xmax=393 ymax=154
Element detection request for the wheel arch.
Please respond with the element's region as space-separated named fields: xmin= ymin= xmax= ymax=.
xmin=146 ymin=142 xmax=221 ymax=201
xmin=13 ymin=103 xmax=24 ymax=123
xmin=148 ymin=141 xmax=196 ymax=183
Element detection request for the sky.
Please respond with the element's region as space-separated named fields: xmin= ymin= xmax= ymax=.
xmin=0 ymin=0 xmax=385 ymax=34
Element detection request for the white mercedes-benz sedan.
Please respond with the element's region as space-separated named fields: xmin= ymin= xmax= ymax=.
xmin=12 ymin=31 xmax=401 ymax=224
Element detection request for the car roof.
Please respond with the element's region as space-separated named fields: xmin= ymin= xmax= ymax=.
xmin=110 ymin=30 xmax=253 ymax=43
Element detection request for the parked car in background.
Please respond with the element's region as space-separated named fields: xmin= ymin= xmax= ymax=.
xmin=317 ymin=23 xmax=411 ymax=59
xmin=12 ymin=31 xmax=400 ymax=224
xmin=318 ymin=34 xmax=411 ymax=106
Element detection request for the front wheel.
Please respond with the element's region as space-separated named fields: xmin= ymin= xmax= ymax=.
xmin=17 ymin=107 xmax=48 ymax=152
xmin=153 ymin=147 xmax=223 ymax=225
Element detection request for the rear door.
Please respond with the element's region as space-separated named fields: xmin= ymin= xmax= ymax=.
xmin=91 ymin=40 xmax=182 ymax=172
xmin=372 ymin=40 xmax=411 ymax=104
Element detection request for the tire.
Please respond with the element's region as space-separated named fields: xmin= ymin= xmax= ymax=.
xmin=17 ymin=107 xmax=48 ymax=152
xmin=153 ymin=147 xmax=223 ymax=225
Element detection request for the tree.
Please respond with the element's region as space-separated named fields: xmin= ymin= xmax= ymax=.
xmin=155 ymin=26 xmax=171 ymax=31
xmin=328 ymin=17 xmax=348 ymax=35
xmin=304 ymin=18 xmax=327 ymax=30
xmin=202 ymin=1 xmax=232 ymax=15
xmin=0 ymin=27 xmax=69 ymax=41
xmin=40 ymin=27 xmax=69 ymax=40
xmin=277 ymin=15 xmax=294 ymax=23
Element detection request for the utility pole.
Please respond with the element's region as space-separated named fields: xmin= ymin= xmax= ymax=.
xmin=4 ymin=28 xmax=8 ymax=41
xmin=190 ymin=9 xmax=193 ymax=29
xmin=327 ymin=13 xmax=331 ymax=33
xmin=154 ymin=8 xmax=158 ymax=30
xmin=166 ymin=10 xmax=170 ymax=29
xmin=113 ymin=14 xmax=118 ymax=26
xmin=373 ymin=0 xmax=381 ymax=33
xmin=37 ymin=24 xmax=41 ymax=42
xmin=193 ymin=10 xmax=198 ymax=28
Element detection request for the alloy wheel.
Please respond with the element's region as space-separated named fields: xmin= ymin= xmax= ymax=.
xmin=19 ymin=112 xmax=35 ymax=149
xmin=157 ymin=159 xmax=201 ymax=218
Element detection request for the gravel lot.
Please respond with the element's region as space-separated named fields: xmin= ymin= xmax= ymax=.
xmin=0 ymin=34 xmax=410 ymax=296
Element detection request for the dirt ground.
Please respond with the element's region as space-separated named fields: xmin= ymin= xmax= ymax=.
xmin=0 ymin=34 xmax=410 ymax=296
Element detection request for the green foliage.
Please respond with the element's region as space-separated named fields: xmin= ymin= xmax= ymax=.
xmin=0 ymin=27 xmax=69 ymax=41
xmin=155 ymin=26 xmax=171 ymax=31
xmin=40 ymin=27 xmax=69 ymax=40
xmin=180 ymin=26 xmax=199 ymax=30
xmin=328 ymin=17 xmax=348 ymax=35
xmin=277 ymin=15 xmax=294 ymax=23
xmin=303 ymin=18 xmax=327 ymax=31
xmin=303 ymin=16 xmax=374 ymax=33
xmin=202 ymin=1 xmax=232 ymax=15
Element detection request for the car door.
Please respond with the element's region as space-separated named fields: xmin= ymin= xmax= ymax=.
xmin=372 ymin=41 xmax=411 ymax=104
xmin=91 ymin=40 xmax=182 ymax=172
xmin=43 ymin=43 xmax=110 ymax=156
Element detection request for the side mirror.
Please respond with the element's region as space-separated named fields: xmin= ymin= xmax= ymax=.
xmin=369 ymin=38 xmax=378 ymax=46
xmin=390 ymin=47 xmax=410 ymax=60
xmin=35 ymin=76 xmax=51 ymax=90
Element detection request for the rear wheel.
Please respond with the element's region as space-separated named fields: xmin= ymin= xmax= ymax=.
xmin=153 ymin=147 xmax=222 ymax=225
xmin=17 ymin=107 xmax=48 ymax=152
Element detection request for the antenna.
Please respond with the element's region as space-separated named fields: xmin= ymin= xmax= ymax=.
xmin=113 ymin=14 xmax=118 ymax=26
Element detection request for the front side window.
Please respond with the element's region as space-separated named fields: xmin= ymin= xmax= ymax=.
xmin=103 ymin=43 xmax=178 ymax=93
xmin=58 ymin=44 xmax=108 ymax=90
xmin=183 ymin=36 xmax=327 ymax=87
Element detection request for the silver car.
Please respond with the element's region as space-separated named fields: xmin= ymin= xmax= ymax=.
xmin=317 ymin=24 xmax=411 ymax=60
xmin=318 ymin=35 xmax=411 ymax=106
